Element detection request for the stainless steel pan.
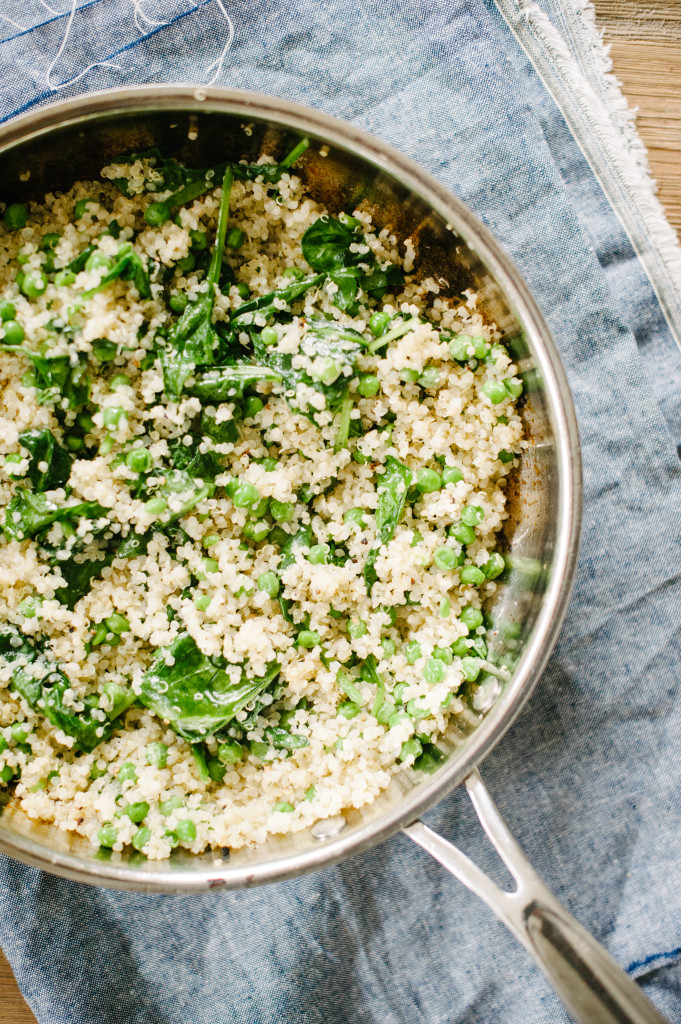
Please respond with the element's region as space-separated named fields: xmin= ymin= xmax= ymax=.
xmin=0 ymin=88 xmax=667 ymax=1024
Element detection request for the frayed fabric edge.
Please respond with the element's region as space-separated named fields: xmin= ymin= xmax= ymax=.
xmin=492 ymin=0 xmax=681 ymax=351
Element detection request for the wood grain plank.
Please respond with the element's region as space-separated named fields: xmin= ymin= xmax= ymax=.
xmin=1 ymin=5 xmax=679 ymax=1024
xmin=0 ymin=949 xmax=37 ymax=1024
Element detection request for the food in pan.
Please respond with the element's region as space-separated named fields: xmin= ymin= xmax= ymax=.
xmin=0 ymin=140 xmax=523 ymax=857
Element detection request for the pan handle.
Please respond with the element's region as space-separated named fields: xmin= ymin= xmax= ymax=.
xmin=403 ymin=770 xmax=669 ymax=1024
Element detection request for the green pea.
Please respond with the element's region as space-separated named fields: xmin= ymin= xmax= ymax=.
xmin=194 ymin=594 xmax=211 ymax=612
xmin=308 ymin=543 xmax=330 ymax=565
xmin=97 ymin=822 xmax=118 ymax=847
xmin=0 ymin=300 xmax=16 ymax=321
xmin=433 ymin=546 xmax=458 ymax=570
xmin=124 ymin=801 xmax=150 ymax=823
xmin=261 ymin=325 xmax=278 ymax=346
xmin=369 ymin=310 xmax=391 ymax=336
xmin=4 ymin=203 xmax=28 ymax=230
xmin=450 ymin=522 xmax=476 ymax=545
xmin=442 ymin=466 xmax=463 ymax=487
xmin=226 ymin=227 xmax=245 ymax=249
xmin=54 ymin=269 xmax=76 ymax=288
xmin=243 ymin=519 xmax=270 ymax=542
xmin=126 ymin=448 xmax=153 ymax=473
xmin=416 ymin=467 xmax=442 ymax=493
xmin=407 ymin=697 xmax=431 ymax=720
xmin=404 ymin=641 xmax=422 ymax=665
xmin=20 ymin=270 xmax=47 ymax=298
xmin=373 ymin=701 xmax=393 ymax=724
xmin=298 ymin=629 xmax=321 ymax=648
xmin=239 ymin=396 xmax=263 ymax=420
xmin=1 ymin=320 xmax=25 ymax=346
xmin=10 ymin=722 xmax=29 ymax=743
xmin=169 ymin=291 xmax=189 ymax=313
xmin=357 ymin=373 xmax=380 ymax=398
xmin=484 ymin=553 xmax=505 ymax=579
xmin=85 ymin=250 xmax=112 ymax=274
xmin=268 ymin=525 xmax=288 ymax=547
xmin=0 ymin=736 xmax=7 ymax=755
xmin=105 ymin=613 xmax=129 ymax=634
xmin=388 ymin=709 xmax=411 ymax=729
xmin=504 ymin=378 xmax=523 ymax=399
xmin=196 ymin=557 xmax=219 ymax=579
xmin=461 ymin=606 xmax=484 ymax=631
xmin=381 ymin=637 xmax=397 ymax=658
xmin=217 ymin=741 xmax=243 ymax=764
xmin=66 ymin=437 xmax=84 ymax=453
xmin=460 ymin=565 xmax=485 ymax=585
xmin=347 ymin=618 xmax=367 ymax=640
xmin=232 ymin=483 xmax=261 ymax=511
xmin=481 ymin=380 xmax=508 ymax=404
xmin=144 ymin=497 xmax=167 ymax=516
xmin=132 ymin=826 xmax=152 ymax=852
xmin=102 ymin=406 xmax=126 ymax=430
xmin=343 ymin=507 xmax=366 ymax=528
xmin=400 ymin=738 xmax=423 ymax=761
xmin=448 ymin=334 xmax=473 ymax=361
xmin=110 ymin=374 xmax=130 ymax=391
xmin=0 ymin=765 xmax=14 ymax=784
xmin=235 ymin=281 xmax=250 ymax=299
xmin=175 ymin=818 xmax=197 ymax=842
xmin=19 ymin=595 xmax=41 ymax=619
xmin=74 ymin=198 xmax=94 ymax=219
xmin=433 ymin=645 xmax=454 ymax=665
xmin=418 ymin=366 xmax=440 ymax=389
xmin=179 ymin=254 xmax=198 ymax=274
xmin=338 ymin=701 xmax=361 ymax=720
xmin=400 ymin=368 xmax=419 ymax=384
xmin=257 ymin=571 xmax=280 ymax=598
xmin=41 ymin=232 xmax=61 ymax=251
xmin=143 ymin=201 xmax=170 ymax=227
xmin=89 ymin=762 xmax=107 ymax=781
xmin=118 ymin=761 xmax=137 ymax=783
xmin=159 ymin=795 xmax=184 ymax=816
xmin=146 ymin=742 xmax=168 ymax=768
xmin=270 ymin=499 xmax=294 ymax=522
xmin=461 ymin=656 xmax=482 ymax=681
xmin=423 ymin=658 xmax=447 ymax=685
xmin=281 ymin=266 xmax=305 ymax=281
xmin=461 ymin=505 xmax=484 ymax=526
xmin=4 ymin=453 xmax=24 ymax=476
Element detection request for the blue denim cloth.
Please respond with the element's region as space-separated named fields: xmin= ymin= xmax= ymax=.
xmin=2 ymin=2 xmax=681 ymax=1022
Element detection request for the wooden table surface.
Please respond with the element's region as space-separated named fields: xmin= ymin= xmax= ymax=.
xmin=1 ymin=4 xmax=680 ymax=1021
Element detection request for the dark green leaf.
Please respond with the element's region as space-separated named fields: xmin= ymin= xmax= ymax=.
xmin=186 ymin=364 xmax=281 ymax=402
xmin=0 ymin=625 xmax=135 ymax=752
xmin=4 ymin=491 xmax=107 ymax=542
xmin=301 ymin=216 xmax=373 ymax=273
xmin=364 ymin=456 xmax=413 ymax=592
xmin=139 ymin=632 xmax=280 ymax=741
xmin=18 ymin=429 xmax=73 ymax=492
xmin=229 ymin=273 xmax=324 ymax=322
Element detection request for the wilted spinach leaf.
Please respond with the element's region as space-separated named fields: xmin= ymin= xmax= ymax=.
xmin=18 ymin=429 xmax=73 ymax=492
xmin=301 ymin=216 xmax=373 ymax=273
xmin=4 ymin=492 xmax=107 ymax=542
xmin=139 ymin=632 xmax=280 ymax=741
xmin=364 ymin=456 xmax=413 ymax=592
xmin=0 ymin=625 xmax=136 ymax=752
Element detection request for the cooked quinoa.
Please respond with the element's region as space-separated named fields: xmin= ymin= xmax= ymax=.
xmin=0 ymin=141 xmax=523 ymax=859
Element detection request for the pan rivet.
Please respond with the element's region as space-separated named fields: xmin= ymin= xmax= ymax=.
xmin=311 ymin=815 xmax=346 ymax=840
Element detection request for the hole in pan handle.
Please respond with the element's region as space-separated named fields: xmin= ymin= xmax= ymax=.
xmin=403 ymin=770 xmax=670 ymax=1024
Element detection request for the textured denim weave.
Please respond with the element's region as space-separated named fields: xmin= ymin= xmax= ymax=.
xmin=1 ymin=2 xmax=681 ymax=1022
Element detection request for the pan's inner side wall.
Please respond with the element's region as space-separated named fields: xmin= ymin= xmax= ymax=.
xmin=0 ymin=105 xmax=557 ymax=882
